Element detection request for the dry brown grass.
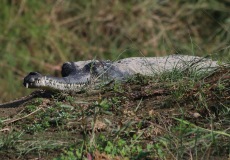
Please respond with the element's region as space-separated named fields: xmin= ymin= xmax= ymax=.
xmin=0 ymin=0 xmax=229 ymax=102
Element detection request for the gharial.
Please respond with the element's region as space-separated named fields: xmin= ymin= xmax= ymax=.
xmin=0 ymin=55 xmax=221 ymax=108
xmin=23 ymin=55 xmax=219 ymax=92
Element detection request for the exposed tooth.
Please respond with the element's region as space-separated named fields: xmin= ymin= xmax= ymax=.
xmin=26 ymin=83 xmax=28 ymax=88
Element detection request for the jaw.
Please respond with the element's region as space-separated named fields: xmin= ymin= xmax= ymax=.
xmin=23 ymin=72 xmax=94 ymax=92
xmin=23 ymin=72 xmax=44 ymax=89
xmin=23 ymin=62 xmax=113 ymax=92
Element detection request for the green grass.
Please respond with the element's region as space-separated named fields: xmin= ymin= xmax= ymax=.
xmin=0 ymin=0 xmax=230 ymax=102
xmin=0 ymin=65 xmax=229 ymax=159
xmin=0 ymin=0 xmax=229 ymax=159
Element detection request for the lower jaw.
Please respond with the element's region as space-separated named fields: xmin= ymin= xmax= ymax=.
xmin=37 ymin=84 xmax=87 ymax=92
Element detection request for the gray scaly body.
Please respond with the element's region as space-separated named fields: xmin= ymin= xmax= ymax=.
xmin=23 ymin=55 xmax=219 ymax=92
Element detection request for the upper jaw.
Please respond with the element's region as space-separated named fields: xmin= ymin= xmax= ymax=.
xmin=23 ymin=72 xmax=44 ymax=88
xmin=23 ymin=72 xmax=94 ymax=91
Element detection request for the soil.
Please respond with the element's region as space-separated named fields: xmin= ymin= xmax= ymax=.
xmin=0 ymin=67 xmax=229 ymax=159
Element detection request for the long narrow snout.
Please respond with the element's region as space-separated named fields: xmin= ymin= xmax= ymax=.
xmin=23 ymin=71 xmax=93 ymax=92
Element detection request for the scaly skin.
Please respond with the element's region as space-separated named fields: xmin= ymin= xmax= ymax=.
xmin=23 ymin=55 xmax=219 ymax=92
xmin=1 ymin=55 xmax=219 ymax=108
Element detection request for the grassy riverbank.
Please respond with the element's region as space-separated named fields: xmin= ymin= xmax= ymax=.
xmin=0 ymin=64 xmax=229 ymax=159
xmin=0 ymin=0 xmax=229 ymax=159
xmin=0 ymin=0 xmax=230 ymax=102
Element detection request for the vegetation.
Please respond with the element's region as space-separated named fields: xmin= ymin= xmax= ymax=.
xmin=0 ymin=0 xmax=230 ymax=101
xmin=0 ymin=0 xmax=229 ymax=159
xmin=0 ymin=65 xmax=229 ymax=159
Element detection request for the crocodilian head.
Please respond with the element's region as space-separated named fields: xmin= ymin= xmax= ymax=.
xmin=23 ymin=71 xmax=93 ymax=92
xmin=23 ymin=61 xmax=117 ymax=91
xmin=23 ymin=72 xmax=45 ymax=89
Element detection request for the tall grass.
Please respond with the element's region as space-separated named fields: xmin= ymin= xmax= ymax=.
xmin=0 ymin=0 xmax=229 ymax=102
